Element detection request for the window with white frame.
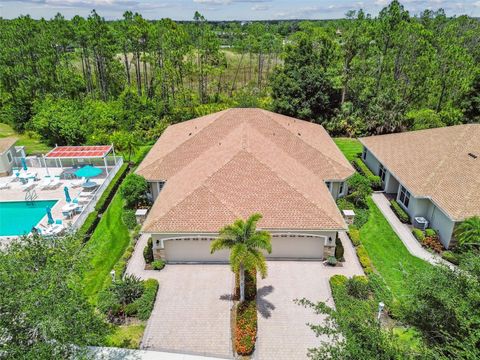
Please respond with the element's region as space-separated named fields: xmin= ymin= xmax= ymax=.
xmin=338 ymin=182 xmax=345 ymax=196
xmin=398 ymin=185 xmax=410 ymax=208
xmin=325 ymin=181 xmax=332 ymax=192
xmin=379 ymin=164 xmax=386 ymax=183
xmin=362 ymin=148 xmax=367 ymax=160
xmin=6 ymin=151 xmax=13 ymax=164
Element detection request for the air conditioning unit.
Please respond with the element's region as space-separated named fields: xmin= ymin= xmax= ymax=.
xmin=413 ymin=217 xmax=429 ymax=230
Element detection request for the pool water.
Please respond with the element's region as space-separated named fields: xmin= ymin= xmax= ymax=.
xmin=0 ymin=200 xmax=58 ymax=236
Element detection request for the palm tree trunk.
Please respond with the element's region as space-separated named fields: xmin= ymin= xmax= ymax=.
xmin=239 ymin=263 xmax=245 ymax=302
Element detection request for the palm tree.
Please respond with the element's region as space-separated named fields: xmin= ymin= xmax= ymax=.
xmin=211 ymin=213 xmax=272 ymax=302
xmin=455 ymin=216 xmax=480 ymax=247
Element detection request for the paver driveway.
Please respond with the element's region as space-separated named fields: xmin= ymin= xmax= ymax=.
xmin=256 ymin=233 xmax=363 ymax=359
xmin=140 ymin=264 xmax=233 ymax=358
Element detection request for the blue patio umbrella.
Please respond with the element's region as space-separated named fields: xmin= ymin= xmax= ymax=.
xmin=74 ymin=165 xmax=102 ymax=179
xmin=21 ymin=157 xmax=28 ymax=171
xmin=46 ymin=207 xmax=54 ymax=225
xmin=64 ymin=186 xmax=71 ymax=203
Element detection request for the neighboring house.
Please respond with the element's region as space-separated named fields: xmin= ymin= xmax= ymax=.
xmin=360 ymin=124 xmax=480 ymax=248
xmin=136 ymin=108 xmax=354 ymax=263
xmin=0 ymin=137 xmax=24 ymax=177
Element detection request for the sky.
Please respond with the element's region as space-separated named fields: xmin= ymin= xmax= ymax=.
xmin=1 ymin=0 xmax=480 ymax=20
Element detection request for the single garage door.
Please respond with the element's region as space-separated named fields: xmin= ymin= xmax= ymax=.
xmin=267 ymin=235 xmax=324 ymax=259
xmin=164 ymin=238 xmax=229 ymax=263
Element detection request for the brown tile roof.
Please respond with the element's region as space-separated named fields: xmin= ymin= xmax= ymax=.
xmin=138 ymin=108 xmax=354 ymax=233
xmin=360 ymin=124 xmax=480 ymax=221
xmin=0 ymin=137 xmax=17 ymax=154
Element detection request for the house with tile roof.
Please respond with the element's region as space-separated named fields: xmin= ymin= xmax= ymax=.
xmin=360 ymin=124 xmax=480 ymax=248
xmin=136 ymin=108 xmax=355 ymax=263
xmin=0 ymin=137 xmax=22 ymax=177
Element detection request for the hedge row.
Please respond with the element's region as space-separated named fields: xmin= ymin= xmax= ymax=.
xmin=113 ymin=228 xmax=140 ymax=280
xmin=356 ymin=245 xmax=374 ymax=274
xmin=134 ymin=279 xmax=159 ymax=321
xmin=78 ymin=210 xmax=99 ymax=241
xmin=348 ymin=225 xmax=361 ymax=246
xmin=390 ymin=200 xmax=410 ymax=223
xmin=353 ymin=158 xmax=382 ymax=189
xmin=94 ymin=163 xmax=129 ymax=213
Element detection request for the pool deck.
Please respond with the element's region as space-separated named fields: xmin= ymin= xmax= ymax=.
xmin=0 ymin=166 xmax=108 ymax=242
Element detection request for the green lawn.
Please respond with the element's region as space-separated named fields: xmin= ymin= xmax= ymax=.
xmin=83 ymin=193 xmax=131 ymax=302
xmin=334 ymin=137 xmax=363 ymax=162
xmin=360 ymin=198 xmax=432 ymax=299
xmin=105 ymin=323 xmax=146 ymax=349
xmin=0 ymin=123 xmax=51 ymax=155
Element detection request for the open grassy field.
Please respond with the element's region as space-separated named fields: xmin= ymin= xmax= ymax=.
xmin=0 ymin=123 xmax=51 ymax=155
xmin=360 ymin=198 xmax=432 ymax=299
xmin=82 ymin=193 xmax=131 ymax=303
xmin=334 ymin=137 xmax=363 ymax=162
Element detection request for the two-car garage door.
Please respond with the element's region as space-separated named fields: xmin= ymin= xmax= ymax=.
xmin=164 ymin=235 xmax=325 ymax=263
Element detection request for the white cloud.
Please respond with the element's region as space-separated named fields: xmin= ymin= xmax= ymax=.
xmin=251 ymin=4 xmax=269 ymax=11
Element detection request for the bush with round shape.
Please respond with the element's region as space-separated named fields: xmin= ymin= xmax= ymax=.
xmin=120 ymin=173 xmax=148 ymax=209
xmin=425 ymin=228 xmax=436 ymax=237
xmin=441 ymin=251 xmax=459 ymax=265
xmin=327 ymin=256 xmax=337 ymax=266
xmin=412 ymin=228 xmax=425 ymax=242
xmin=152 ymin=259 xmax=165 ymax=270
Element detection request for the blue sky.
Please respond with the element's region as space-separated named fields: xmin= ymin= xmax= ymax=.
xmin=1 ymin=0 xmax=479 ymax=20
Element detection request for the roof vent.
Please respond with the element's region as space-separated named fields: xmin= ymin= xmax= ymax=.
xmin=468 ymin=152 xmax=478 ymax=159
xmin=297 ymin=132 xmax=301 ymax=136
xmin=188 ymin=132 xmax=192 ymax=136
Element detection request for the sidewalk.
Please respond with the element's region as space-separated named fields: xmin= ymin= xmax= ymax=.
xmin=371 ymin=193 xmax=454 ymax=269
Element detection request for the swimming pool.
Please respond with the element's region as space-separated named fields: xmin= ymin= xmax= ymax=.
xmin=0 ymin=200 xmax=58 ymax=236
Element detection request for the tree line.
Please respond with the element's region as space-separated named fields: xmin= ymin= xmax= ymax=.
xmin=0 ymin=1 xmax=479 ymax=150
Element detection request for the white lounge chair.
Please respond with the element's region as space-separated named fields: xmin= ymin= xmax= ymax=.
xmin=48 ymin=176 xmax=61 ymax=189
xmin=0 ymin=181 xmax=10 ymax=190
xmin=21 ymin=178 xmax=35 ymax=191
xmin=39 ymin=176 xmax=52 ymax=189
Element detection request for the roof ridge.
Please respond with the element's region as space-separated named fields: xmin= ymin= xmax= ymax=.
xmin=259 ymin=109 xmax=351 ymax=178
xmin=137 ymin=110 xmax=230 ymax=174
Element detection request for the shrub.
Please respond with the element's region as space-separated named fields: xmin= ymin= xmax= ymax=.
xmin=119 ymin=173 xmax=148 ymax=209
xmin=425 ymin=228 xmax=436 ymax=237
xmin=134 ymin=279 xmax=159 ymax=321
xmin=412 ymin=228 xmax=425 ymax=242
xmin=346 ymin=275 xmax=371 ymax=300
xmin=422 ymin=236 xmax=444 ymax=253
xmin=94 ymin=163 xmax=129 ymax=213
xmin=441 ymin=251 xmax=460 ymax=265
xmin=356 ymin=245 xmax=374 ymax=274
xmin=330 ymin=274 xmax=348 ymax=288
xmin=390 ymin=200 xmax=410 ymax=223
xmin=353 ymin=207 xmax=369 ymax=228
xmin=235 ymin=301 xmax=257 ymax=355
xmin=97 ymin=288 xmax=122 ymax=319
xmin=152 ymin=259 xmax=165 ymax=270
xmin=353 ymin=158 xmax=382 ymax=189
xmin=122 ymin=209 xmax=137 ymax=230
xmin=327 ymin=256 xmax=337 ymax=266
xmin=346 ymin=173 xmax=372 ymax=208
xmin=143 ymin=237 xmax=154 ymax=264
xmin=335 ymin=237 xmax=344 ymax=261
xmin=348 ymin=226 xmax=361 ymax=246
xmin=113 ymin=245 xmax=135 ymax=280
xmin=111 ymin=274 xmax=145 ymax=306
xmin=124 ymin=302 xmax=138 ymax=317
xmin=337 ymin=198 xmax=355 ymax=211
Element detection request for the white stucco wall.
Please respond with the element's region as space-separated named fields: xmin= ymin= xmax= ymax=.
xmin=0 ymin=147 xmax=15 ymax=176
xmin=363 ymin=148 xmax=380 ymax=175
xmin=427 ymin=204 xmax=456 ymax=248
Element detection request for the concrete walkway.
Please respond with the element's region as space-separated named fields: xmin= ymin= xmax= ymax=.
xmin=92 ymin=347 xmax=229 ymax=359
xmin=126 ymin=234 xmax=233 ymax=358
xmin=371 ymin=193 xmax=453 ymax=268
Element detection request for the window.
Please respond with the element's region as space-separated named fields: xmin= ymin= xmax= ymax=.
xmin=362 ymin=148 xmax=367 ymax=160
xmin=398 ymin=185 xmax=410 ymax=208
xmin=157 ymin=181 xmax=165 ymax=193
xmin=6 ymin=151 xmax=13 ymax=164
xmin=325 ymin=182 xmax=331 ymax=192
xmin=379 ymin=164 xmax=386 ymax=183
xmin=339 ymin=182 xmax=345 ymax=196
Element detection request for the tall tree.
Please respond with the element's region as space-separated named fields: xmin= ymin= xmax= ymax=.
xmin=211 ymin=213 xmax=272 ymax=302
